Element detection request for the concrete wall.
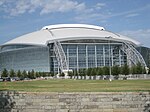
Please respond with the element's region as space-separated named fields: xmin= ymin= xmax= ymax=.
xmin=69 ymin=74 xmax=150 ymax=80
xmin=0 ymin=91 xmax=150 ymax=112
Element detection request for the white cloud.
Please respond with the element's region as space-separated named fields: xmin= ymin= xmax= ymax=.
xmin=95 ymin=4 xmax=150 ymax=20
xmin=73 ymin=2 xmax=146 ymax=23
xmin=95 ymin=3 xmax=106 ymax=10
xmin=40 ymin=0 xmax=79 ymax=15
xmin=1 ymin=0 xmax=149 ymax=27
xmin=73 ymin=2 xmax=106 ymax=22
xmin=0 ymin=0 xmax=108 ymax=22
xmin=74 ymin=13 xmax=99 ymax=23
xmin=125 ymin=13 xmax=139 ymax=18
xmin=0 ymin=0 xmax=83 ymax=16
xmin=10 ymin=1 xmax=30 ymax=16
xmin=74 ymin=3 xmax=86 ymax=13
xmin=0 ymin=0 xmax=5 ymax=5
xmin=120 ymin=29 xmax=150 ymax=47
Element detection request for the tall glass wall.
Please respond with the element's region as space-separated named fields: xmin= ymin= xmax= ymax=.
xmin=0 ymin=46 xmax=50 ymax=72
xmin=137 ymin=46 xmax=150 ymax=67
xmin=1 ymin=45 xmax=34 ymax=52
xmin=50 ymin=43 xmax=127 ymax=73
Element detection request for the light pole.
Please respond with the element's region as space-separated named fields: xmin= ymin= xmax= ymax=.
xmin=105 ymin=36 xmax=112 ymax=81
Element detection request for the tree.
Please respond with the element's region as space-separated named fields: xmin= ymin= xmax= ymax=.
xmin=50 ymin=72 xmax=54 ymax=77
xmin=35 ymin=72 xmax=40 ymax=78
xmin=73 ymin=70 xmax=78 ymax=79
xmin=97 ymin=67 xmax=103 ymax=79
xmin=92 ymin=68 xmax=97 ymax=80
xmin=82 ymin=68 xmax=87 ymax=79
xmin=122 ymin=64 xmax=129 ymax=75
xmin=142 ymin=67 xmax=146 ymax=74
xmin=38 ymin=72 xmax=42 ymax=77
xmin=112 ymin=65 xmax=120 ymax=76
xmin=59 ymin=72 xmax=65 ymax=77
xmin=22 ymin=70 xmax=27 ymax=78
xmin=30 ymin=69 xmax=36 ymax=79
xmin=27 ymin=71 xmax=31 ymax=79
xmin=103 ymin=66 xmax=109 ymax=75
xmin=87 ymin=68 xmax=92 ymax=79
xmin=97 ymin=67 xmax=103 ymax=75
xmin=136 ymin=62 xmax=143 ymax=74
xmin=9 ymin=69 xmax=16 ymax=77
xmin=79 ymin=69 xmax=86 ymax=79
xmin=16 ymin=70 xmax=22 ymax=78
xmin=78 ymin=69 xmax=82 ymax=79
xmin=47 ymin=72 xmax=51 ymax=77
xmin=42 ymin=72 xmax=47 ymax=77
xmin=130 ymin=66 xmax=136 ymax=74
xmin=68 ymin=71 xmax=73 ymax=79
xmin=148 ymin=65 xmax=150 ymax=74
xmin=1 ymin=68 xmax=9 ymax=77
xmin=112 ymin=65 xmax=120 ymax=80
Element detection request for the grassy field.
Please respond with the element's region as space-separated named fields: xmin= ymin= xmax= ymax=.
xmin=0 ymin=79 xmax=150 ymax=92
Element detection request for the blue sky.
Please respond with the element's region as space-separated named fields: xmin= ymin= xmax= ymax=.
xmin=0 ymin=0 xmax=150 ymax=47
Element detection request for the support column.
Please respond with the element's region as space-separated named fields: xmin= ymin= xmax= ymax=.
xmin=77 ymin=45 xmax=79 ymax=71
xmin=95 ymin=45 xmax=97 ymax=68
xmin=111 ymin=46 xmax=113 ymax=66
xmin=57 ymin=64 xmax=60 ymax=75
xmin=103 ymin=45 xmax=105 ymax=66
xmin=54 ymin=59 xmax=55 ymax=75
xmin=86 ymin=45 xmax=88 ymax=69
xmin=67 ymin=46 xmax=69 ymax=70
xmin=119 ymin=49 xmax=122 ymax=67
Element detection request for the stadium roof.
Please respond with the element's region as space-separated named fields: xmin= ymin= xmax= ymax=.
xmin=2 ymin=24 xmax=140 ymax=46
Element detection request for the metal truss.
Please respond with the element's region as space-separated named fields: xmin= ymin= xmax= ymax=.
xmin=121 ymin=42 xmax=147 ymax=68
xmin=46 ymin=30 xmax=69 ymax=73
xmin=53 ymin=41 xmax=68 ymax=71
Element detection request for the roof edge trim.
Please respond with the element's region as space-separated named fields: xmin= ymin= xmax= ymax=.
xmin=42 ymin=24 xmax=105 ymax=31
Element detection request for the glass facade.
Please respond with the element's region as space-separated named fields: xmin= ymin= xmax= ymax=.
xmin=137 ymin=46 xmax=150 ymax=67
xmin=0 ymin=40 xmax=128 ymax=73
xmin=1 ymin=45 xmax=34 ymax=52
xmin=0 ymin=46 xmax=50 ymax=72
xmin=50 ymin=42 xmax=127 ymax=73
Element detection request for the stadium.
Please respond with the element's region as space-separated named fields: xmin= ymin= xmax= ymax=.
xmin=0 ymin=24 xmax=149 ymax=75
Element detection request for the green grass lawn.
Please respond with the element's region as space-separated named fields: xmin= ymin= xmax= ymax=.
xmin=0 ymin=79 xmax=150 ymax=92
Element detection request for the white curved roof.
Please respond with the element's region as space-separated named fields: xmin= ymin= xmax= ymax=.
xmin=3 ymin=24 xmax=140 ymax=46
xmin=42 ymin=24 xmax=105 ymax=30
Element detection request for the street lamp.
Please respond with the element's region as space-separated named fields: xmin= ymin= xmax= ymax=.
xmin=105 ymin=36 xmax=112 ymax=81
